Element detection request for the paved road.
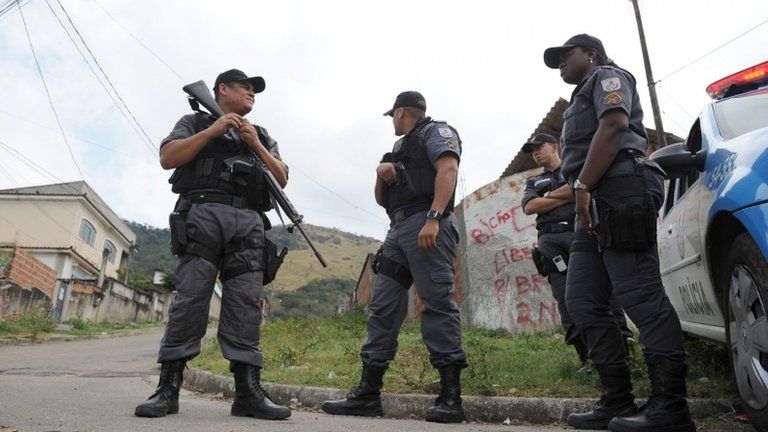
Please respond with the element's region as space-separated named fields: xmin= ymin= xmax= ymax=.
xmin=0 ymin=330 xmax=571 ymax=432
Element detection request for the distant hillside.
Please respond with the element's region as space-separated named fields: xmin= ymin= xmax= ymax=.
xmin=124 ymin=220 xmax=381 ymax=293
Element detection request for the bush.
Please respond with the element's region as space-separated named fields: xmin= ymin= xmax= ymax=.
xmin=0 ymin=308 xmax=55 ymax=338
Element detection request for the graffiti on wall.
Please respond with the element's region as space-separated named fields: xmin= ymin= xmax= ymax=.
xmin=460 ymin=168 xmax=560 ymax=333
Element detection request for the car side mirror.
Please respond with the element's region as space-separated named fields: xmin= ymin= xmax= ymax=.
xmin=650 ymin=143 xmax=707 ymax=179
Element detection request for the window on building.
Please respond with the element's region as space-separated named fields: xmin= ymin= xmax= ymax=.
xmin=103 ymin=239 xmax=117 ymax=264
xmin=78 ymin=219 xmax=97 ymax=247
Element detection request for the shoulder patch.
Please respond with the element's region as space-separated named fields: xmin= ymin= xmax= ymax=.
xmin=601 ymin=77 xmax=621 ymax=92
xmin=438 ymin=127 xmax=453 ymax=138
xmin=444 ymin=138 xmax=457 ymax=149
xmin=603 ymin=91 xmax=623 ymax=105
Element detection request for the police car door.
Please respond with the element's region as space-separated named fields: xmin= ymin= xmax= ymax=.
xmin=658 ymin=121 xmax=724 ymax=338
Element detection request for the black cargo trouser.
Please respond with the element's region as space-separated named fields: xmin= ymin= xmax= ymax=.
xmin=158 ymin=202 xmax=267 ymax=367
xmin=565 ymin=158 xmax=686 ymax=366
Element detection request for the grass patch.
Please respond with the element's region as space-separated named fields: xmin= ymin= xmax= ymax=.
xmin=58 ymin=317 xmax=161 ymax=336
xmin=0 ymin=308 xmax=55 ymax=339
xmin=189 ymin=311 xmax=737 ymax=399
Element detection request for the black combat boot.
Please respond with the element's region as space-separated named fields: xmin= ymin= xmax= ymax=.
xmin=608 ymin=357 xmax=695 ymax=432
xmin=567 ymin=363 xmax=638 ymax=429
xmin=320 ymin=363 xmax=387 ymax=417
xmin=134 ymin=359 xmax=186 ymax=417
xmin=230 ymin=362 xmax=291 ymax=420
xmin=425 ymin=365 xmax=466 ymax=423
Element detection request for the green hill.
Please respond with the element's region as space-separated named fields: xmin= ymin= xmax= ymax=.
xmin=124 ymin=220 xmax=381 ymax=295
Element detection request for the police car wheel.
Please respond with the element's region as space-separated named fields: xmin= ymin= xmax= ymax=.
xmin=722 ymin=233 xmax=768 ymax=431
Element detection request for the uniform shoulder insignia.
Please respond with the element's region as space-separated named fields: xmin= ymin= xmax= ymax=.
xmin=444 ymin=138 xmax=457 ymax=149
xmin=601 ymin=77 xmax=621 ymax=92
xmin=438 ymin=127 xmax=453 ymax=138
xmin=603 ymin=91 xmax=623 ymax=105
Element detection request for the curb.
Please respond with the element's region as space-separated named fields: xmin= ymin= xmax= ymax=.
xmin=184 ymin=368 xmax=735 ymax=424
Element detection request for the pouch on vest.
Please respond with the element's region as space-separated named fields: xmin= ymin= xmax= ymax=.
xmin=263 ymin=238 xmax=287 ymax=285
xmin=596 ymin=195 xmax=657 ymax=251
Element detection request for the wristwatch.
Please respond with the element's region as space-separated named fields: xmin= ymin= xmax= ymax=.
xmin=426 ymin=209 xmax=443 ymax=220
xmin=573 ymin=179 xmax=593 ymax=192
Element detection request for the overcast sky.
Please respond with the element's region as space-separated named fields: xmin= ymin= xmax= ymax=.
xmin=0 ymin=0 xmax=766 ymax=240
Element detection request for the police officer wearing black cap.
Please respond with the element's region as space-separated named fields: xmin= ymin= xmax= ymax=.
xmin=134 ymin=69 xmax=290 ymax=420
xmin=543 ymin=35 xmax=694 ymax=431
xmin=321 ymin=91 xmax=468 ymax=423
xmin=521 ymin=133 xmax=632 ymax=375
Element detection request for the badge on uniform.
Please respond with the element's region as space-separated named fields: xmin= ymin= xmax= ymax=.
xmin=603 ymin=91 xmax=623 ymax=105
xmin=444 ymin=139 xmax=457 ymax=149
xmin=438 ymin=127 xmax=453 ymax=138
xmin=601 ymin=77 xmax=621 ymax=92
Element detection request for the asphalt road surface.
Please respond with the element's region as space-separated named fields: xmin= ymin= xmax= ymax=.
xmin=0 ymin=329 xmax=573 ymax=432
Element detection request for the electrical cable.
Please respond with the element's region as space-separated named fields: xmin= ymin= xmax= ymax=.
xmin=17 ymin=0 xmax=85 ymax=180
xmin=655 ymin=16 xmax=768 ymax=84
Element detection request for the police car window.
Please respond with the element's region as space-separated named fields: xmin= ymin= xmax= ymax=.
xmin=714 ymin=90 xmax=768 ymax=140
xmin=678 ymin=120 xmax=702 ymax=197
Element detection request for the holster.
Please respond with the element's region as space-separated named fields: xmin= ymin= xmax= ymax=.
xmin=169 ymin=198 xmax=191 ymax=256
xmin=531 ymin=247 xmax=548 ymax=276
xmin=371 ymin=248 xmax=413 ymax=288
xmin=263 ymin=238 xmax=287 ymax=285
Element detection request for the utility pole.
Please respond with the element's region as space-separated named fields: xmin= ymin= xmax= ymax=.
xmin=631 ymin=0 xmax=667 ymax=148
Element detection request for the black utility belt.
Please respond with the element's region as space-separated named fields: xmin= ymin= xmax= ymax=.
xmin=388 ymin=202 xmax=450 ymax=226
xmin=537 ymin=221 xmax=574 ymax=235
xmin=614 ymin=148 xmax=646 ymax=162
xmin=183 ymin=191 xmax=254 ymax=210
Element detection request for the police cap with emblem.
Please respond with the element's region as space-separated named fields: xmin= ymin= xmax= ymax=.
xmin=214 ymin=69 xmax=266 ymax=94
xmin=522 ymin=133 xmax=558 ymax=153
xmin=543 ymin=34 xmax=610 ymax=69
xmin=384 ymin=91 xmax=427 ymax=116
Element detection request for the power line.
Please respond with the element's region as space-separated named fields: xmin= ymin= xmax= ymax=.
xmin=655 ymin=16 xmax=768 ymax=84
xmin=656 ymin=84 xmax=697 ymax=121
xmin=17 ymin=0 xmax=85 ymax=180
xmin=42 ymin=0 xmax=159 ymax=160
xmin=50 ymin=0 xmax=158 ymax=154
xmin=91 ymin=0 xmax=185 ymax=82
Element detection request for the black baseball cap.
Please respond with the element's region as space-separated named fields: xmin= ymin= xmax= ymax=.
xmin=213 ymin=69 xmax=266 ymax=94
xmin=543 ymin=34 xmax=609 ymax=69
xmin=522 ymin=133 xmax=558 ymax=153
xmin=383 ymin=91 xmax=427 ymax=116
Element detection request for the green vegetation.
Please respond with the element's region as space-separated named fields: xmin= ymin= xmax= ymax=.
xmin=0 ymin=309 xmax=161 ymax=339
xmin=0 ymin=249 xmax=12 ymax=274
xmin=190 ymin=311 xmax=737 ymax=399
xmin=0 ymin=308 xmax=55 ymax=339
xmin=59 ymin=317 xmax=160 ymax=336
xmin=270 ymin=277 xmax=355 ymax=320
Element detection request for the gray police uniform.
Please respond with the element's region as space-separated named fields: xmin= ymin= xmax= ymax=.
xmin=361 ymin=117 xmax=467 ymax=369
xmin=157 ymin=112 xmax=284 ymax=367
xmin=561 ymin=66 xmax=686 ymax=366
xmin=522 ymin=167 xmax=630 ymax=360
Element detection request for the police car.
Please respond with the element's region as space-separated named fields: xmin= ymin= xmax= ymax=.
xmin=651 ymin=60 xmax=768 ymax=430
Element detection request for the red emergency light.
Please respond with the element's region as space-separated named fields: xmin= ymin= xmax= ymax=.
xmin=706 ymin=60 xmax=768 ymax=99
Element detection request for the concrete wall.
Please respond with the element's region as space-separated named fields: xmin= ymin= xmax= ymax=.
xmin=0 ymin=283 xmax=51 ymax=317
xmin=62 ymin=279 xmax=173 ymax=324
xmin=457 ymin=168 xmax=561 ymax=334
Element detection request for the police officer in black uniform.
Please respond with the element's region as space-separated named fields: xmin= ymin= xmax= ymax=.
xmin=321 ymin=91 xmax=468 ymax=423
xmin=134 ymin=69 xmax=290 ymax=420
xmin=521 ymin=133 xmax=631 ymax=374
xmin=543 ymin=35 xmax=694 ymax=432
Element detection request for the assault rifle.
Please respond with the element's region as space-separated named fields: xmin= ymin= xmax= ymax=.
xmin=182 ymin=80 xmax=328 ymax=268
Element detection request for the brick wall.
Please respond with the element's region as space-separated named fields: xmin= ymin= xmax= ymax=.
xmin=6 ymin=248 xmax=57 ymax=297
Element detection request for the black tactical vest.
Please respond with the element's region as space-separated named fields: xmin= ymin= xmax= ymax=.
xmin=384 ymin=118 xmax=457 ymax=214
xmin=168 ymin=112 xmax=272 ymax=211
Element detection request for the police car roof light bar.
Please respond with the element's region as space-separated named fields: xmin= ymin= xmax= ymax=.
xmin=706 ymin=60 xmax=768 ymax=100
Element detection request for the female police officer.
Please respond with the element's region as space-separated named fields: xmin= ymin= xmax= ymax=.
xmin=543 ymin=34 xmax=694 ymax=432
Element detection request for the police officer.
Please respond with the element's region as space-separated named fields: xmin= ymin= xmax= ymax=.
xmin=321 ymin=91 xmax=468 ymax=423
xmin=543 ymin=35 xmax=694 ymax=431
xmin=521 ymin=133 xmax=631 ymax=374
xmin=134 ymin=69 xmax=290 ymax=420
